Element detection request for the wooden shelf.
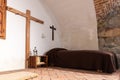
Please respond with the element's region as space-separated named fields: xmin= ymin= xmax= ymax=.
xmin=28 ymin=55 xmax=48 ymax=68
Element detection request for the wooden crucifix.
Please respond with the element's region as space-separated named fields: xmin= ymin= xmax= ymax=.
xmin=50 ymin=25 xmax=56 ymax=41
xmin=1 ymin=0 xmax=44 ymax=68
xmin=6 ymin=6 xmax=44 ymax=68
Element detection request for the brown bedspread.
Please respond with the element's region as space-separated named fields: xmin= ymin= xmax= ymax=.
xmin=46 ymin=48 xmax=118 ymax=73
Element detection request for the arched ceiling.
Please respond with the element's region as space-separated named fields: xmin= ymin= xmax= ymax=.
xmin=42 ymin=0 xmax=95 ymax=28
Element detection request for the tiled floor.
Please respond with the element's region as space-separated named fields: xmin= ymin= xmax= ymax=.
xmin=25 ymin=67 xmax=120 ymax=80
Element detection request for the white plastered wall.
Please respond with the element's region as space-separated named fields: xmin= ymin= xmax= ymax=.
xmin=0 ymin=0 xmax=61 ymax=72
xmin=44 ymin=0 xmax=99 ymax=50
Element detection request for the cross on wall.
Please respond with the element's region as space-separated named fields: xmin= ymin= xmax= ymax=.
xmin=50 ymin=25 xmax=56 ymax=41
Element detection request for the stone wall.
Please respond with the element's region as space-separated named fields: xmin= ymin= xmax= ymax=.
xmin=94 ymin=0 xmax=119 ymax=20
xmin=94 ymin=0 xmax=120 ymax=54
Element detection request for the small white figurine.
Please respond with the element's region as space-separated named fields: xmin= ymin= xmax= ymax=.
xmin=33 ymin=47 xmax=38 ymax=56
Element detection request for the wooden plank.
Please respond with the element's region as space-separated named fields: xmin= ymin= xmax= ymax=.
xmin=2 ymin=0 xmax=7 ymax=39
xmin=7 ymin=6 xmax=44 ymax=24
xmin=31 ymin=16 xmax=44 ymax=24
xmin=25 ymin=10 xmax=30 ymax=68
xmin=7 ymin=6 xmax=26 ymax=17
xmin=0 ymin=0 xmax=6 ymax=39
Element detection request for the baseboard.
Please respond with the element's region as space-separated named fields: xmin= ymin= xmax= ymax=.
xmin=0 ymin=69 xmax=25 ymax=75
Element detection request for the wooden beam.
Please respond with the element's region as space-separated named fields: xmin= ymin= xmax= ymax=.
xmin=6 ymin=6 xmax=44 ymax=24
xmin=25 ymin=10 xmax=30 ymax=68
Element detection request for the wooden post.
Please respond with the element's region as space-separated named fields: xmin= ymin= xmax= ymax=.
xmin=25 ymin=10 xmax=30 ymax=68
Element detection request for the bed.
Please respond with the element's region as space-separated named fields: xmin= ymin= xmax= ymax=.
xmin=46 ymin=48 xmax=119 ymax=73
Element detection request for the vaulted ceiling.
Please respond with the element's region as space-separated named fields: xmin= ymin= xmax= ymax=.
xmin=43 ymin=0 xmax=96 ymax=28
